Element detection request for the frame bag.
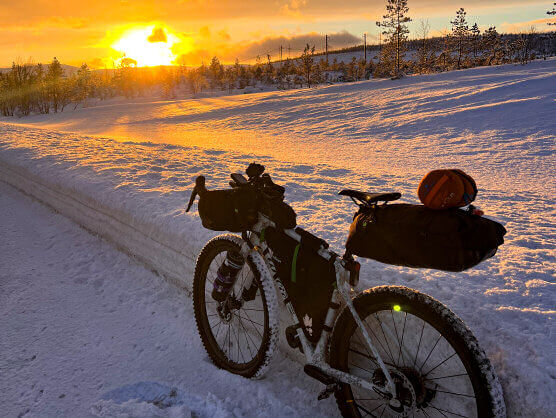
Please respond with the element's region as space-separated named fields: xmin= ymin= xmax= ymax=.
xmin=345 ymin=204 xmax=506 ymax=272
xmin=264 ymin=227 xmax=335 ymax=343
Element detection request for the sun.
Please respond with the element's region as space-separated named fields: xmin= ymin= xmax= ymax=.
xmin=111 ymin=25 xmax=180 ymax=67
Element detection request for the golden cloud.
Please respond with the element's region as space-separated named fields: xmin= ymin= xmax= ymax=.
xmin=147 ymin=27 xmax=168 ymax=43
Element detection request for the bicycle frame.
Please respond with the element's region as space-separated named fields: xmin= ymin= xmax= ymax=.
xmin=240 ymin=213 xmax=398 ymax=400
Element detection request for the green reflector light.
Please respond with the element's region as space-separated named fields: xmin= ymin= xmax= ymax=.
xmin=393 ymin=305 xmax=401 ymax=312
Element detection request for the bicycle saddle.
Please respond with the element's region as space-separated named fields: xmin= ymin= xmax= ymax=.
xmin=339 ymin=189 xmax=401 ymax=205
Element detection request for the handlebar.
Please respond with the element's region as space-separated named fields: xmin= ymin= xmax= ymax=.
xmin=230 ymin=163 xmax=285 ymax=201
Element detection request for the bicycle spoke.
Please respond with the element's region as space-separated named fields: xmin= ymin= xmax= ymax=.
xmin=355 ymin=401 xmax=379 ymax=417
xmin=420 ymin=407 xmax=432 ymax=417
xmin=425 ymin=372 xmax=468 ymax=381
xmin=419 ymin=332 xmax=442 ymax=373
xmin=362 ymin=318 xmax=396 ymax=365
xmin=237 ymin=314 xmax=256 ymax=359
xmin=214 ymin=322 xmax=223 ymax=339
xmin=390 ymin=310 xmax=404 ymax=365
xmin=423 ymin=352 xmax=457 ymax=376
xmin=434 ymin=389 xmax=475 ymax=399
xmin=373 ymin=313 xmax=397 ymax=366
xmin=349 ymin=347 xmax=379 ymax=367
xmin=350 ymin=361 xmax=376 ymax=376
xmin=413 ymin=320 xmax=426 ymax=368
xmin=427 ymin=404 xmax=470 ymax=418
xmin=240 ymin=309 xmax=265 ymax=330
xmin=397 ymin=312 xmax=408 ymax=367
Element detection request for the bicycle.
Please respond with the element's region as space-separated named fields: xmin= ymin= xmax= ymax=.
xmin=188 ymin=164 xmax=506 ymax=417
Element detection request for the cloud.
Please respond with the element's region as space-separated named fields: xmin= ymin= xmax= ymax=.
xmin=88 ymin=57 xmax=105 ymax=69
xmin=281 ymin=0 xmax=307 ymax=18
xmin=147 ymin=27 xmax=167 ymax=43
xmin=233 ymin=31 xmax=360 ymax=60
xmin=218 ymin=29 xmax=231 ymax=41
xmin=500 ymin=18 xmax=555 ymax=33
xmin=199 ymin=26 xmax=210 ymax=38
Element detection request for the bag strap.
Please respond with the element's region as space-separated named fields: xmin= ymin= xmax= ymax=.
xmin=290 ymin=244 xmax=301 ymax=283
xmin=423 ymin=174 xmax=450 ymax=207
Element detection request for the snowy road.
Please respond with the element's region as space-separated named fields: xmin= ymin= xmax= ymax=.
xmin=0 ymin=182 xmax=336 ymax=417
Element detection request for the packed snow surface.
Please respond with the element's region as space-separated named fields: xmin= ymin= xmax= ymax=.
xmin=0 ymin=182 xmax=334 ymax=417
xmin=1 ymin=59 xmax=555 ymax=416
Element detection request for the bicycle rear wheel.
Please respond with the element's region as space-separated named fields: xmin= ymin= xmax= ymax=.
xmin=193 ymin=234 xmax=279 ymax=378
xmin=329 ymin=286 xmax=505 ymax=417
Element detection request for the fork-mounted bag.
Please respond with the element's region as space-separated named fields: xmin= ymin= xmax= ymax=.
xmin=345 ymin=204 xmax=506 ymax=272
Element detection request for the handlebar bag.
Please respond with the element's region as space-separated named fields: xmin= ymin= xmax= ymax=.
xmin=345 ymin=204 xmax=506 ymax=272
xmin=264 ymin=227 xmax=335 ymax=343
xmin=198 ymin=187 xmax=260 ymax=232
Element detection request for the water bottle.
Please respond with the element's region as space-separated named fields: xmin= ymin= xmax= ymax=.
xmin=212 ymin=251 xmax=245 ymax=302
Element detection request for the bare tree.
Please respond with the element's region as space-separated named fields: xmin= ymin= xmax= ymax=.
xmin=416 ymin=19 xmax=432 ymax=73
xmin=548 ymin=3 xmax=556 ymax=25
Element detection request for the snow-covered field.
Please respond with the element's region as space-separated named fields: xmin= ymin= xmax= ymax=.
xmin=1 ymin=58 xmax=555 ymax=416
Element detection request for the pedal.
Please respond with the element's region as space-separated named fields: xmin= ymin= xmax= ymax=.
xmin=318 ymin=383 xmax=341 ymax=400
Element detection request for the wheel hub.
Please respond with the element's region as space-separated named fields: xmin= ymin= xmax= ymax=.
xmin=373 ymin=368 xmax=421 ymax=417
xmin=216 ymin=294 xmax=242 ymax=323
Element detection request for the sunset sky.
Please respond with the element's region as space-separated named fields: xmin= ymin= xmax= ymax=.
xmin=1 ymin=0 xmax=554 ymax=68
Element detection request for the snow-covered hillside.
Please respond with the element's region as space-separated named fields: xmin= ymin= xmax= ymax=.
xmin=1 ymin=58 xmax=555 ymax=416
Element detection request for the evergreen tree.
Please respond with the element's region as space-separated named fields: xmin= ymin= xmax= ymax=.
xmin=548 ymin=3 xmax=555 ymax=25
xmin=300 ymin=44 xmax=315 ymax=87
xmin=73 ymin=63 xmax=91 ymax=109
xmin=482 ymin=27 xmax=501 ymax=65
xmin=376 ymin=0 xmax=411 ymax=77
xmin=46 ymin=57 xmax=67 ymax=113
xmin=470 ymin=23 xmax=481 ymax=62
xmin=208 ymin=56 xmax=224 ymax=88
xmin=450 ymin=8 xmax=469 ymax=69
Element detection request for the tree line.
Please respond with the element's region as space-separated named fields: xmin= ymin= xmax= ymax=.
xmin=1 ymin=0 xmax=555 ymax=117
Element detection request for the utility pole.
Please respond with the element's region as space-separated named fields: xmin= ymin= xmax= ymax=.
xmin=364 ymin=33 xmax=367 ymax=62
xmin=288 ymin=45 xmax=291 ymax=59
xmin=325 ymin=34 xmax=329 ymax=64
xmin=280 ymin=45 xmax=283 ymax=62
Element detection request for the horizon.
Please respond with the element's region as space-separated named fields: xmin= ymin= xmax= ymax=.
xmin=1 ymin=1 xmax=555 ymax=68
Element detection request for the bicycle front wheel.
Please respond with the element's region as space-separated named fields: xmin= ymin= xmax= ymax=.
xmin=329 ymin=286 xmax=505 ymax=417
xmin=193 ymin=234 xmax=279 ymax=378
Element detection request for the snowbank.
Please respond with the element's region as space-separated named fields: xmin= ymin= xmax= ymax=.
xmin=1 ymin=59 xmax=554 ymax=417
xmin=0 ymin=182 xmax=335 ymax=417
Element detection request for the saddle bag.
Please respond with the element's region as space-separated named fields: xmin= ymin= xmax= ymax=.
xmin=418 ymin=169 xmax=478 ymax=210
xmin=345 ymin=204 xmax=506 ymax=272
xmin=264 ymin=227 xmax=335 ymax=343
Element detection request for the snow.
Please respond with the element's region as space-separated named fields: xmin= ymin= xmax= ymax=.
xmin=1 ymin=58 xmax=555 ymax=416
xmin=0 ymin=181 xmax=335 ymax=417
